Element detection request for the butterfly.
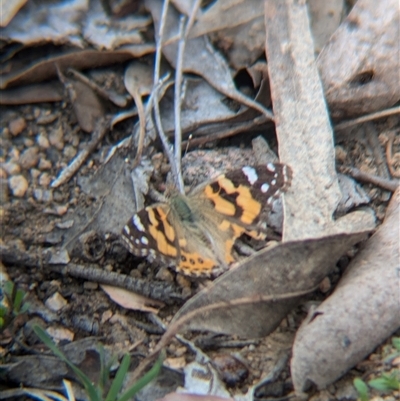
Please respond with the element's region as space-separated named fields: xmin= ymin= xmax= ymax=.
xmin=121 ymin=163 xmax=292 ymax=276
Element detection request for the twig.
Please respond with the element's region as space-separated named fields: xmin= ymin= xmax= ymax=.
xmin=334 ymin=106 xmax=400 ymax=131
xmin=181 ymin=115 xmax=269 ymax=149
xmin=51 ymin=117 xmax=110 ymax=188
xmin=173 ymin=14 xmax=187 ymax=193
xmin=342 ymin=166 xmax=399 ymax=192
xmin=172 ymin=0 xmax=202 ymax=193
xmin=131 ymin=90 xmax=146 ymax=168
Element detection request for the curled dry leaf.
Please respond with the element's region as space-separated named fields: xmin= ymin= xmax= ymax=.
xmin=1 ymin=47 xmax=155 ymax=89
xmin=291 ymin=188 xmax=400 ymax=391
xmin=157 ymin=230 xmax=371 ymax=342
xmin=100 ymin=284 xmax=164 ymax=314
xmin=0 ymin=82 xmax=64 ymax=105
xmin=317 ymin=0 xmax=400 ymax=119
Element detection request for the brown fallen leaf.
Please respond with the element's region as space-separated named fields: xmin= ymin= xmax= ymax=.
xmin=0 ymin=82 xmax=64 ymax=105
xmin=59 ymin=74 xmax=104 ymax=133
xmin=1 ymin=47 xmax=155 ymax=89
xmin=100 ymin=284 xmax=164 ymax=314
xmin=155 ymin=230 xmax=371 ymax=345
xmin=291 ymin=188 xmax=400 ymax=391
xmin=317 ymin=0 xmax=400 ymax=119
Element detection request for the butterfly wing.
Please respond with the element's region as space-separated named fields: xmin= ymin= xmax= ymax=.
xmin=193 ymin=162 xmax=292 ymax=232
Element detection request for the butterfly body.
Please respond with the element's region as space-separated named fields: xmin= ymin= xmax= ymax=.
xmin=122 ymin=163 xmax=292 ymax=276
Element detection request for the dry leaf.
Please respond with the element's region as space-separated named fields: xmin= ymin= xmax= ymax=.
xmin=1 ymin=47 xmax=155 ymax=89
xmin=101 ymin=284 xmax=163 ymax=313
xmin=291 ymin=189 xmax=400 ymax=391
xmin=145 ymin=0 xmax=272 ymax=119
xmin=0 ymin=0 xmax=27 ymax=28
xmin=317 ymin=0 xmax=400 ymax=118
xmin=67 ymin=78 xmax=104 ymax=133
xmin=0 ymin=82 xmax=64 ymax=105
xmin=157 ymin=231 xmax=371 ymax=341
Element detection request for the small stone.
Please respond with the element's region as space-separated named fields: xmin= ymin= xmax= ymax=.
xmin=3 ymin=161 xmax=21 ymax=175
xmin=49 ymin=125 xmax=64 ymax=150
xmin=20 ymin=147 xmax=39 ymax=169
xmin=33 ymin=188 xmax=53 ymax=202
xmin=9 ymin=175 xmax=28 ymax=197
xmin=23 ymin=138 xmax=34 ymax=147
xmin=30 ymin=168 xmax=41 ymax=179
xmin=319 ymin=277 xmax=331 ymax=293
xmin=176 ymin=274 xmax=191 ymax=289
xmin=63 ymin=145 xmax=77 ymax=159
xmin=37 ymin=133 xmax=50 ymax=149
xmin=155 ymin=267 xmax=174 ymax=282
xmin=0 ymin=168 xmax=7 ymax=179
xmin=55 ymin=205 xmax=68 ymax=215
xmin=39 ymin=172 xmax=52 ymax=187
xmin=9 ymin=117 xmax=27 ymax=136
xmin=45 ymin=292 xmax=68 ymax=311
xmin=46 ymin=326 xmax=74 ymax=342
xmin=38 ymin=158 xmax=52 ymax=170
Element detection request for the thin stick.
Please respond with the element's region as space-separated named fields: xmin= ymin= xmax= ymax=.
xmin=386 ymin=132 xmax=400 ymax=178
xmin=334 ymin=106 xmax=400 ymax=131
xmin=173 ymin=15 xmax=187 ymax=193
xmin=173 ymin=0 xmax=202 ymax=193
xmin=342 ymin=166 xmax=399 ymax=192
xmin=51 ymin=117 xmax=110 ymax=188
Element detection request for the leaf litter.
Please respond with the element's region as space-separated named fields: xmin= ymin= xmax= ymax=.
xmin=0 ymin=0 xmax=399 ymax=400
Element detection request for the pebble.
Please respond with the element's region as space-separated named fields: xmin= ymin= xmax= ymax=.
xmin=19 ymin=147 xmax=39 ymax=169
xmin=9 ymin=117 xmax=27 ymax=136
xmin=155 ymin=267 xmax=174 ymax=282
xmin=319 ymin=277 xmax=331 ymax=293
xmin=30 ymin=168 xmax=41 ymax=179
xmin=49 ymin=125 xmax=64 ymax=150
xmin=3 ymin=161 xmax=21 ymax=175
xmin=55 ymin=205 xmax=68 ymax=216
xmin=33 ymin=188 xmax=53 ymax=202
xmin=9 ymin=175 xmax=28 ymax=197
xmin=0 ymin=168 xmax=7 ymax=179
xmin=45 ymin=292 xmax=68 ymax=312
xmin=38 ymin=158 xmax=52 ymax=170
xmin=63 ymin=145 xmax=77 ymax=159
xmin=37 ymin=132 xmax=50 ymax=149
xmin=23 ymin=138 xmax=34 ymax=147
xmin=39 ymin=172 xmax=52 ymax=187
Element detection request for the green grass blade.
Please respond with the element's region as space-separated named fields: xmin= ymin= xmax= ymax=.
xmin=13 ymin=288 xmax=25 ymax=313
xmin=392 ymin=337 xmax=400 ymax=351
xmin=118 ymin=352 xmax=164 ymax=401
xmin=353 ymin=378 xmax=369 ymax=401
xmin=105 ymin=354 xmax=131 ymax=401
xmin=33 ymin=325 xmax=101 ymax=401
xmin=369 ymin=373 xmax=400 ymax=391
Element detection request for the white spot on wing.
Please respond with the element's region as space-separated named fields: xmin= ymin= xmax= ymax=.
xmin=242 ymin=166 xmax=258 ymax=185
xmin=271 ymin=179 xmax=276 ymax=185
xmin=133 ymin=215 xmax=145 ymax=232
xmin=123 ymin=226 xmax=130 ymax=235
xmin=261 ymin=183 xmax=270 ymax=193
xmin=141 ymin=236 xmax=149 ymax=245
xmin=267 ymin=163 xmax=276 ymax=172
